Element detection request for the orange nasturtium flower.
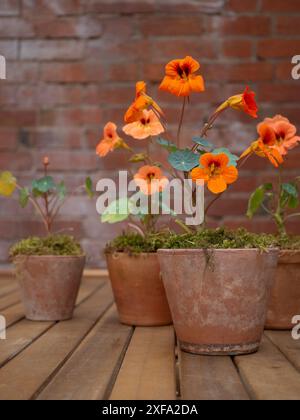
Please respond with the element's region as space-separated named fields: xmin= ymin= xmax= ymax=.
xmin=240 ymin=122 xmax=284 ymax=168
xmin=134 ymin=165 xmax=169 ymax=195
xmin=191 ymin=153 xmax=238 ymax=194
xmin=159 ymin=56 xmax=205 ymax=97
xmin=96 ymin=122 xmax=129 ymax=157
xmin=217 ymin=87 xmax=258 ymax=118
xmin=258 ymin=115 xmax=300 ymax=155
xmin=123 ymin=109 xmax=164 ymax=140
xmin=124 ymin=81 xmax=163 ymax=123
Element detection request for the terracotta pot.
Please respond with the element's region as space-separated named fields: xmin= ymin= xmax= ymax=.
xmin=158 ymin=248 xmax=278 ymax=356
xmin=265 ymin=250 xmax=300 ymax=330
xmin=14 ymin=255 xmax=85 ymax=321
xmin=106 ymin=252 xmax=172 ymax=326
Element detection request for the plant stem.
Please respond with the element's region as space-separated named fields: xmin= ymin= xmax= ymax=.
xmin=177 ymin=97 xmax=186 ymax=148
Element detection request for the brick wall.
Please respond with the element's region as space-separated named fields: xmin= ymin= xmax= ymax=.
xmin=0 ymin=0 xmax=300 ymax=267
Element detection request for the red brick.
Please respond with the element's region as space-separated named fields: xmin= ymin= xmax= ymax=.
xmin=276 ymin=16 xmax=300 ymax=35
xmin=34 ymin=16 xmax=103 ymax=38
xmin=41 ymin=62 xmax=104 ymax=83
xmin=209 ymin=16 xmax=271 ymax=36
xmin=0 ymin=128 xmax=18 ymax=150
xmin=205 ymin=63 xmax=273 ymax=83
xmin=0 ymin=18 xmax=34 ymax=37
xmin=0 ymin=152 xmax=33 ymax=170
xmin=23 ymin=0 xmax=82 ymax=16
xmin=149 ymin=38 xmax=217 ymax=60
xmin=30 ymin=128 xmax=83 ymax=149
xmin=222 ymin=40 xmax=253 ymax=59
xmin=258 ymin=83 xmax=300 ymax=103
xmin=258 ymin=39 xmax=300 ymax=59
xmin=0 ymin=85 xmax=17 ymax=105
xmin=140 ymin=15 xmax=204 ymax=36
xmin=226 ymin=0 xmax=258 ymax=12
xmin=261 ymin=0 xmax=300 ymax=12
xmin=107 ymin=62 xmax=139 ymax=82
xmin=0 ymin=110 xmax=37 ymax=126
xmin=0 ymin=0 xmax=19 ymax=16
xmin=40 ymin=108 xmax=102 ymax=126
xmin=0 ymin=40 xmax=18 ymax=59
xmin=208 ymin=197 xmax=249 ymax=217
xmin=20 ymin=40 xmax=84 ymax=60
xmin=36 ymin=150 xmax=99 ymax=171
xmin=275 ymin=62 xmax=293 ymax=81
xmin=37 ymin=85 xmax=83 ymax=106
xmin=7 ymin=62 xmax=39 ymax=83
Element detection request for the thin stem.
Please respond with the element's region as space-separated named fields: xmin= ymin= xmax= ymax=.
xmin=177 ymin=97 xmax=186 ymax=148
xmin=15 ymin=184 xmax=49 ymax=234
xmin=284 ymin=212 xmax=300 ymax=222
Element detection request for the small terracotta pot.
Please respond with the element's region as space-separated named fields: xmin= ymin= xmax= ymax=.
xmin=158 ymin=248 xmax=278 ymax=356
xmin=265 ymin=250 xmax=300 ymax=330
xmin=14 ymin=255 xmax=86 ymax=321
xmin=106 ymin=252 xmax=172 ymax=326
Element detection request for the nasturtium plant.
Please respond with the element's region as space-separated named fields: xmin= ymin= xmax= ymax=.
xmin=0 ymin=158 xmax=92 ymax=235
xmin=101 ymin=198 xmax=130 ymax=224
xmin=212 ymin=148 xmax=239 ymax=167
xmin=247 ymin=179 xmax=300 ymax=235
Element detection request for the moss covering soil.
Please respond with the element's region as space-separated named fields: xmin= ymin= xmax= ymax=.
xmin=105 ymin=228 xmax=300 ymax=254
xmin=9 ymin=235 xmax=84 ymax=258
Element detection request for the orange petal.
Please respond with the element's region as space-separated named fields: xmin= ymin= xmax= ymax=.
xmin=199 ymin=153 xmax=214 ymax=168
xmin=182 ymin=56 xmax=200 ymax=74
xmin=207 ymin=176 xmax=227 ymax=194
xmin=189 ymin=75 xmax=205 ymax=93
xmin=191 ymin=167 xmax=209 ymax=182
xmin=222 ymin=166 xmax=238 ymax=185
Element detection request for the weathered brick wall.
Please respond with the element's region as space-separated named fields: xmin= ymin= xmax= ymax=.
xmin=0 ymin=0 xmax=300 ymax=267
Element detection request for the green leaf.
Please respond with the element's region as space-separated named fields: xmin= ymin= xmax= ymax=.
xmin=212 ymin=148 xmax=239 ymax=167
xmin=192 ymin=137 xmax=214 ymax=151
xmin=32 ymin=176 xmax=55 ymax=195
xmin=168 ymin=150 xmax=200 ymax=171
xmin=282 ymin=183 xmax=298 ymax=198
xmin=56 ymin=181 xmax=66 ymax=200
xmin=156 ymin=137 xmax=178 ymax=152
xmin=0 ymin=171 xmax=16 ymax=197
xmin=129 ymin=153 xmax=148 ymax=163
xmin=19 ymin=188 xmax=30 ymax=208
xmin=247 ymin=183 xmax=273 ymax=219
xmin=85 ymin=177 xmax=94 ymax=199
xmin=101 ymin=198 xmax=129 ymax=224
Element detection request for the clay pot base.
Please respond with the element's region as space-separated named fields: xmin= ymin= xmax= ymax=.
xmin=180 ymin=341 xmax=259 ymax=356
xmin=119 ymin=317 xmax=172 ymax=327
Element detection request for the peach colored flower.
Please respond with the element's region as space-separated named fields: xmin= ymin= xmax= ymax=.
xmin=134 ymin=165 xmax=169 ymax=195
xmin=124 ymin=81 xmax=163 ymax=123
xmin=159 ymin=56 xmax=205 ymax=97
xmin=96 ymin=122 xmax=128 ymax=157
xmin=258 ymin=115 xmax=300 ymax=155
xmin=240 ymin=123 xmax=284 ymax=168
xmin=123 ymin=109 xmax=164 ymax=140
xmin=191 ymin=153 xmax=238 ymax=194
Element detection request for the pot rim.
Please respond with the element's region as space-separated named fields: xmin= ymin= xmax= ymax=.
xmin=13 ymin=254 xmax=86 ymax=260
xmin=105 ymin=251 xmax=157 ymax=257
xmin=157 ymin=248 xmax=279 ymax=254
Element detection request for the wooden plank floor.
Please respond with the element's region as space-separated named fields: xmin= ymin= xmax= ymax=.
xmin=0 ymin=272 xmax=299 ymax=400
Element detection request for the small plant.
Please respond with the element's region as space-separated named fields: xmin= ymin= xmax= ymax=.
xmin=246 ymin=116 xmax=300 ymax=235
xmin=0 ymin=156 xmax=93 ymax=235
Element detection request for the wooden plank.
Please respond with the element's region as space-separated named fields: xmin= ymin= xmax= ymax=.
xmin=110 ymin=326 xmax=176 ymax=400
xmin=265 ymin=330 xmax=300 ymax=372
xmin=234 ymin=335 xmax=300 ymax=400
xmin=0 ymin=279 xmax=107 ymax=369
xmin=37 ymin=306 xmax=133 ymax=400
xmin=179 ymin=352 xmax=249 ymax=400
xmin=0 ymin=290 xmax=20 ymax=311
xmin=0 ymin=281 xmax=17 ymax=299
xmin=0 ymin=284 xmax=113 ymax=400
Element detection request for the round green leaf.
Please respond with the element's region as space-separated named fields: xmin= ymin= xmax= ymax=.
xmin=168 ymin=150 xmax=200 ymax=171
xmin=32 ymin=176 xmax=55 ymax=195
xmin=19 ymin=188 xmax=30 ymax=208
xmin=156 ymin=137 xmax=178 ymax=152
xmin=192 ymin=137 xmax=214 ymax=151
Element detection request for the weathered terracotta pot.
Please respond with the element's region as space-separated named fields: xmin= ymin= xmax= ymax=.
xmin=14 ymin=255 xmax=85 ymax=321
xmin=265 ymin=250 xmax=300 ymax=330
xmin=158 ymin=248 xmax=278 ymax=355
xmin=106 ymin=252 xmax=172 ymax=326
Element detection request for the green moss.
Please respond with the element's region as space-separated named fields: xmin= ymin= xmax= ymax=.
xmin=105 ymin=232 xmax=168 ymax=255
xmin=160 ymin=227 xmax=278 ymax=251
xmin=9 ymin=235 xmax=83 ymax=257
xmin=275 ymin=234 xmax=300 ymax=250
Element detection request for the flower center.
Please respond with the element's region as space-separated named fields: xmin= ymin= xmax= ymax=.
xmin=208 ymin=161 xmax=221 ymax=176
xmin=177 ymin=63 xmax=191 ymax=79
xmin=146 ymin=172 xmax=156 ymax=182
xmin=140 ymin=117 xmax=151 ymax=126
